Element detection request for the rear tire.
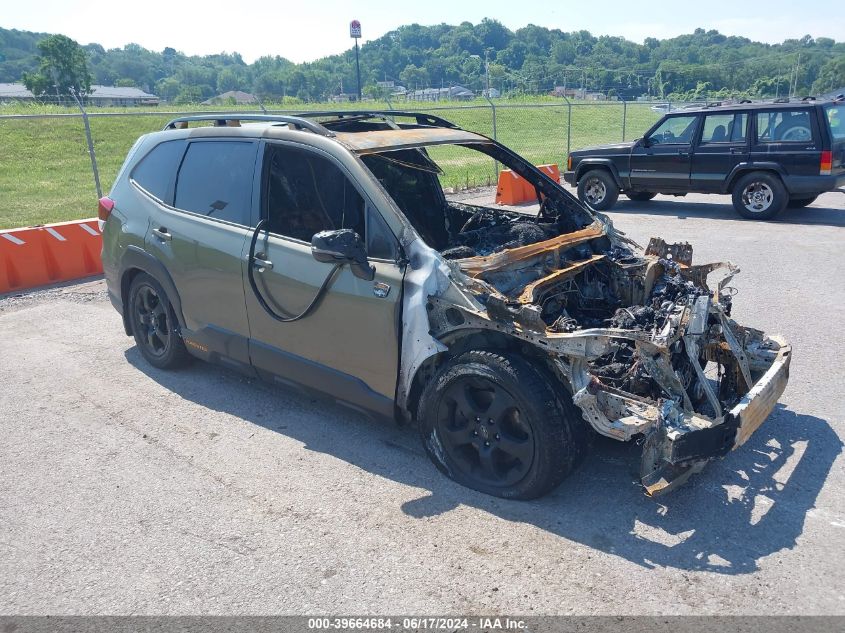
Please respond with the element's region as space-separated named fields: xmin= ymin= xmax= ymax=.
xmin=787 ymin=195 xmax=818 ymax=209
xmin=417 ymin=350 xmax=588 ymax=500
xmin=577 ymin=169 xmax=619 ymax=210
xmin=625 ymin=191 xmax=657 ymax=202
xmin=731 ymin=171 xmax=788 ymax=220
xmin=128 ymin=273 xmax=191 ymax=370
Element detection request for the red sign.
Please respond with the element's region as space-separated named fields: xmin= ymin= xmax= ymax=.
xmin=350 ymin=20 xmax=362 ymax=38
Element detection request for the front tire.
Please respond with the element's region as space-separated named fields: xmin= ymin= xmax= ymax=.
xmin=417 ymin=350 xmax=588 ymax=500
xmin=128 ymin=273 xmax=191 ymax=370
xmin=787 ymin=195 xmax=818 ymax=209
xmin=731 ymin=171 xmax=788 ymax=220
xmin=577 ymin=169 xmax=619 ymax=210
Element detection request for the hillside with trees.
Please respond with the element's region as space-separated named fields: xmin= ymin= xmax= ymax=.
xmin=1 ymin=20 xmax=844 ymax=102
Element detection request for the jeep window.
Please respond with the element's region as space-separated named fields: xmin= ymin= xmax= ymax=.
xmin=756 ymin=109 xmax=813 ymax=143
xmin=700 ymin=113 xmax=747 ymax=144
xmin=264 ymin=145 xmax=366 ymax=243
xmin=824 ymin=104 xmax=843 ymax=140
xmin=173 ymin=141 xmax=256 ymax=225
xmin=647 ymin=115 xmax=698 ymax=145
xmin=130 ymin=140 xmax=186 ymax=203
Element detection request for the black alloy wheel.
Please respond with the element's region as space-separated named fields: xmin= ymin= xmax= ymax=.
xmin=436 ymin=375 xmax=534 ymax=487
xmin=128 ymin=273 xmax=191 ymax=369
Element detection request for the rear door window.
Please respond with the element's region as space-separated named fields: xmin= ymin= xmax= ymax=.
xmin=174 ymin=141 xmax=257 ymax=225
xmin=756 ymin=109 xmax=814 ymax=143
xmin=130 ymin=140 xmax=186 ymax=203
xmin=700 ymin=113 xmax=747 ymax=144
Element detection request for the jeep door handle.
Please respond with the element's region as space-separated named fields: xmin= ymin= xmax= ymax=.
xmin=152 ymin=227 xmax=171 ymax=241
xmin=677 ymin=149 xmax=689 ymax=156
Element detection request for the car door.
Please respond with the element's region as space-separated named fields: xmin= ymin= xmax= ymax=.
xmin=628 ymin=114 xmax=699 ymax=190
xmin=244 ymin=141 xmax=404 ymax=416
xmin=690 ymin=112 xmax=749 ymax=192
xmin=751 ymin=107 xmax=822 ymax=179
xmin=142 ymin=138 xmax=259 ymax=365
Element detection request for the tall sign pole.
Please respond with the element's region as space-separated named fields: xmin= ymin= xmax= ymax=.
xmin=350 ymin=20 xmax=362 ymax=101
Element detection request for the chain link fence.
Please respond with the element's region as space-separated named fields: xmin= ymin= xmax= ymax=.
xmin=0 ymin=100 xmax=679 ymax=228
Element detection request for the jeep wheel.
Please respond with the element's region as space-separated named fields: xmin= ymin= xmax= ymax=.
xmin=787 ymin=195 xmax=818 ymax=209
xmin=128 ymin=273 xmax=191 ymax=369
xmin=577 ymin=169 xmax=619 ymax=210
xmin=417 ymin=351 xmax=588 ymax=500
xmin=731 ymin=172 xmax=788 ymax=220
xmin=625 ymin=191 xmax=657 ymax=202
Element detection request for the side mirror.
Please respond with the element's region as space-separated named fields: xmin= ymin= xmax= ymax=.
xmin=640 ymin=136 xmax=651 ymax=148
xmin=311 ymin=229 xmax=375 ymax=281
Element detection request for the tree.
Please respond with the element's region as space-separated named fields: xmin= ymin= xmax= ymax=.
xmin=156 ymin=77 xmax=181 ymax=102
xmin=812 ymin=56 xmax=845 ymax=94
xmin=174 ymin=85 xmax=202 ymax=104
xmin=217 ymin=68 xmax=242 ymax=92
xmin=22 ymin=34 xmax=91 ymax=100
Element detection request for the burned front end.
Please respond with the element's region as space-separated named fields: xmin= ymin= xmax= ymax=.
xmin=425 ymin=209 xmax=791 ymax=496
xmin=339 ymin=124 xmax=791 ymax=496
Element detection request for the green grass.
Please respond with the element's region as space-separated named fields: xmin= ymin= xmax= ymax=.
xmin=0 ymin=99 xmax=663 ymax=228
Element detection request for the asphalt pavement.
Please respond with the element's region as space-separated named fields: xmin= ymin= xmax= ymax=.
xmin=1 ymin=190 xmax=843 ymax=615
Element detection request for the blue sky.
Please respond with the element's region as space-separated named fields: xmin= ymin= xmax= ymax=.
xmin=3 ymin=0 xmax=842 ymax=63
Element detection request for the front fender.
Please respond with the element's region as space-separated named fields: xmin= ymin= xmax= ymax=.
xmin=575 ymin=159 xmax=624 ymax=188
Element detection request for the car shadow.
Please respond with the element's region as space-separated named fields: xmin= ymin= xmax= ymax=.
xmin=611 ymin=197 xmax=845 ymax=227
xmin=125 ymin=347 xmax=842 ymax=575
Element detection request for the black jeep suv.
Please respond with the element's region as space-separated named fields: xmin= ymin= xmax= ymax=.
xmin=564 ymin=97 xmax=844 ymax=219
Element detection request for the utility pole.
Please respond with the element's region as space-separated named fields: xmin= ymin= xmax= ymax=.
xmin=484 ymin=49 xmax=491 ymax=96
xmin=350 ymin=20 xmax=362 ymax=100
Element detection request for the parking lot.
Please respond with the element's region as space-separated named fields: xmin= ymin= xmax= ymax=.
xmin=1 ymin=190 xmax=844 ymax=615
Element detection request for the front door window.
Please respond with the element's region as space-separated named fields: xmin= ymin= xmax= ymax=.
xmin=647 ymin=115 xmax=698 ymax=145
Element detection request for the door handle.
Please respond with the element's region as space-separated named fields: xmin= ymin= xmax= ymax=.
xmin=152 ymin=227 xmax=171 ymax=242
xmin=678 ymin=149 xmax=689 ymax=156
xmin=252 ymin=254 xmax=273 ymax=271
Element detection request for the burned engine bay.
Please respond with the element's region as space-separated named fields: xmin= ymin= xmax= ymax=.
xmin=423 ymin=199 xmax=790 ymax=496
xmin=360 ymin=144 xmax=790 ymax=496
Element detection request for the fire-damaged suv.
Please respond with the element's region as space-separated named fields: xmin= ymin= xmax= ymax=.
xmin=100 ymin=111 xmax=791 ymax=499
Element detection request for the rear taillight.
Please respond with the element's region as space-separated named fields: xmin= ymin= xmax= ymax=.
xmin=820 ymin=150 xmax=832 ymax=175
xmin=98 ymin=196 xmax=115 ymax=221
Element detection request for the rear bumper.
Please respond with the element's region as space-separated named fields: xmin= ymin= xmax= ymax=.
xmin=783 ymin=173 xmax=845 ymax=195
xmin=640 ymin=334 xmax=791 ymax=496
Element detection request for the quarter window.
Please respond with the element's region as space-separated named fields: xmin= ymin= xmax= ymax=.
xmin=701 ymin=113 xmax=747 ymax=143
xmin=265 ymin=145 xmax=366 ymax=242
xmin=756 ymin=110 xmax=813 ymax=143
xmin=647 ymin=115 xmax=698 ymax=145
xmin=174 ymin=141 xmax=256 ymax=225
xmin=824 ymin=104 xmax=843 ymax=140
xmin=131 ymin=140 xmax=186 ymax=203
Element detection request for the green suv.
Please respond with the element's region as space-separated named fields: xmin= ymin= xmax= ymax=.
xmin=100 ymin=111 xmax=791 ymax=499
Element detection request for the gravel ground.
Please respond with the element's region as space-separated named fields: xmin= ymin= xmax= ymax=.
xmin=1 ymin=190 xmax=844 ymax=615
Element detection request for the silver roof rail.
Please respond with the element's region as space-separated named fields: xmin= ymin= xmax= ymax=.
xmin=163 ymin=114 xmax=334 ymax=136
